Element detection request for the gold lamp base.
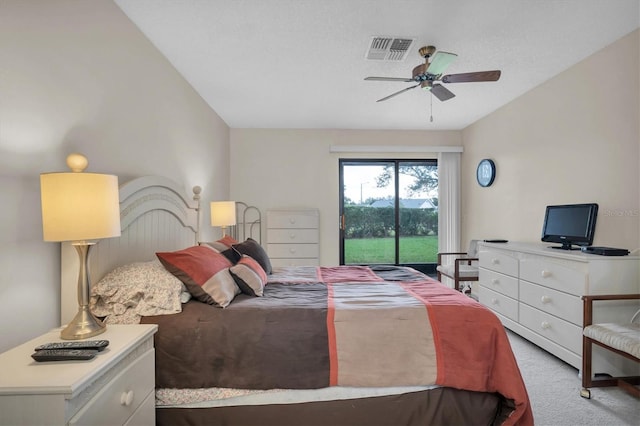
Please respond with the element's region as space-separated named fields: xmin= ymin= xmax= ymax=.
xmin=61 ymin=242 xmax=107 ymax=340
xmin=61 ymin=305 xmax=106 ymax=340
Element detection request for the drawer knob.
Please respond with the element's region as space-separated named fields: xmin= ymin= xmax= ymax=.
xmin=120 ymin=390 xmax=134 ymax=406
xmin=491 ymin=298 xmax=498 ymax=305
xmin=491 ymin=258 xmax=500 ymax=265
xmin=541 ymin=321 xmax=551 ymax=330
xmin=289 ymin=248 xmax=297 ymax=254
xmin=540 ymin=295 xmax=551 ymax=304
xmin=289 ymin=233 xmax=296 ymax=239
xmin=491 ymin=279 xmax=499 ymax=286
xmin=541 ymin=270 xmax=552 ymax=278
xmin=289 ymin=218 xmax=297 ymax=224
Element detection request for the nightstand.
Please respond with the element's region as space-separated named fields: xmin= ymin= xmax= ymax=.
xmin=0 ymin=324 xmax=158 ymax=425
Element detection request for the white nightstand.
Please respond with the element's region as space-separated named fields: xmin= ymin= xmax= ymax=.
xmin=0 ymin=324 xmax=158 ymax=426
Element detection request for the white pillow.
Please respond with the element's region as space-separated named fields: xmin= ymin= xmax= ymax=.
xmin=90 ymin=259 xmax=188 ymax=324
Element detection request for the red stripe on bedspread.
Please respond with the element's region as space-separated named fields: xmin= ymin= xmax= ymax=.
xmin=401 ymin=281 xmax=533 ymax=426
xmin=318 ymin=266 xmax=381 ymax=283
xmin=326 ymin=282 xmax=338 ymax=386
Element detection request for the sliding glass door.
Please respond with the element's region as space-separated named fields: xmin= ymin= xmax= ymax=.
xmin=339 ymin=159 xmax=438 ymax=274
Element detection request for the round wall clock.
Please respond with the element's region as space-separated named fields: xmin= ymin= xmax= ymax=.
xmin=476 ymin=159 xmax=496 ymax=187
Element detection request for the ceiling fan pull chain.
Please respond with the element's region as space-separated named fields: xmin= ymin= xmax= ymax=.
xmin=430 ymin=91 xmax=434 ymax=122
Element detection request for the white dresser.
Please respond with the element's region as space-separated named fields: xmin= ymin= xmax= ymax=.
xmin=266 ymin=208 xmax=320 ymax=267
xmin=478 ymin=242 xmax=639 ymax=375
xmin=0 ymin=324 xmax=158 ymax=426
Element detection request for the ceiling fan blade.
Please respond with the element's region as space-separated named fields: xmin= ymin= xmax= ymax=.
xmin=376 ymin=84 xmax=420 ymax=102
xmin=365 ymin=76 xmax=414 ymax=82
xmin=430 ymin=83 xmax=456 ymax=101
xmin=441 ymin=70 xmax=501 ymax=83
xmin=425 ymin=51 xmax=458 ymax=76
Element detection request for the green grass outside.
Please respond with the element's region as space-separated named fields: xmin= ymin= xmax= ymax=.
xmin=344 ymin=236 xmax=438 ymax=264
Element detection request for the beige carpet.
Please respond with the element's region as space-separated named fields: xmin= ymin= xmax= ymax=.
xmin=506 ymin=329 xmax=639 ymax=426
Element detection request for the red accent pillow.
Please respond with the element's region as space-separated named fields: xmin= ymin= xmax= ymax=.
xmin=156 ymin=246 xmax=240 ymax=307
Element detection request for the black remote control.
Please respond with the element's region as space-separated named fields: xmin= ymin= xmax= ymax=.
xmin=31 ymin=349 xmax=98 ymax=362
xmin=484 ymin=239 xmax=508 ymax=243
xmin=34 ymin=340 xmax=109 ymax=352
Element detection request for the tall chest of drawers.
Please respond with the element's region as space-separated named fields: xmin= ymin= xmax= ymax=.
xmin=266 ymin=208 xmax=320 ymax=267
xmin=478 ymin=242 xmax=639 ymax=376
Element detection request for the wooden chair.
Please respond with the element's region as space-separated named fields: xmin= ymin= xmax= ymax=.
xmin=580 ymin=294 xmax=640 ymax=399
xmin=436 ymin=240 xmax=479 ymax=292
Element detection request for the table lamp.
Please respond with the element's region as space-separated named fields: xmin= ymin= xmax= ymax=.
xmin=210 ymin=201 xmax=236 ymax=236
xmin=40 ymin=153 xmax=121 ymax=340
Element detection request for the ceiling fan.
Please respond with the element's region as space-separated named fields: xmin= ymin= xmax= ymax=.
xmin=364 ymin=45 xmax=501 ymax=102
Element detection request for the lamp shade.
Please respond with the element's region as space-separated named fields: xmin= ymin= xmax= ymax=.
xmin=41 ymin=160 xmax=121 ymax=242
xmin=210 ymin=201 xmax=236 ymax=227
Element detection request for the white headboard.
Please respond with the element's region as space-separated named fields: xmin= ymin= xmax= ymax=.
xmin=61 ymin=176 xmax=201 ymax=326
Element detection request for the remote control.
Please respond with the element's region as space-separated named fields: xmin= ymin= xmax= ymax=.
xmin=31 ymin=349 xmax=98 ymax=362
xmin=484 ymin=239 xmax=508 ymax=243
xmin=34 ymin=340 xmax=109 ymax=352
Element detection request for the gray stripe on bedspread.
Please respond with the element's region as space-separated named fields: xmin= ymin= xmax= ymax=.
xmin=369 ymin=265 xmax=432 ymax=282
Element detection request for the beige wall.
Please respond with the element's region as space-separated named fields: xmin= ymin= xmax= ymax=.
xmin=0 ymin=0 xmax=230 ymax=352
xmin=462 ymin=29 xmax=639 ymax=250
xmin=230 ymin=129 xmax=461 ymax=264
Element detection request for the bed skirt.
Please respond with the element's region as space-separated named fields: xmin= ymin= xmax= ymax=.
xmin=156 ymin=387 xmax=513 ymax=426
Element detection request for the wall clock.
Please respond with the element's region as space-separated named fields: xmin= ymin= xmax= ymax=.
xmin=476 ymin=159 xmax=496 ymax=187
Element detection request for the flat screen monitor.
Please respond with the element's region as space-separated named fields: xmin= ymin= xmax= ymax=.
xmin=541 ymin=203 xmax=598 ymax=250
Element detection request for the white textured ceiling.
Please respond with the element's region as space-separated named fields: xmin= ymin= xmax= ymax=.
xmin=114 ymin=0 xmax=639 ymax=130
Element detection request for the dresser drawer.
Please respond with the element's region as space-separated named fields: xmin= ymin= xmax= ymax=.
xmin=267 ymin=243 xmax=319 ymax=259
xmin=479 ymin=268 xmax=518 ymax=299
xmin=519 ymin=303 xmax=582 ymax=354
xmin=270 ymin=257 xmax=320 ymax=267
xmin=479 ymin=286 xmax=518 ymax=321
xmin=520 ymin=256 xmax=586 ymax=295
xmin=69 ymin=348 xmax=155 ymax=426
xmin=267 ymin=229 xmax=318 ymax=244
xmin=519 ymin=280 xmax=582 ymax=325
xmin=267 ymin=211 xmax=319 ymax=229
xmin=478 ymin=249 xmax=518 ymax=277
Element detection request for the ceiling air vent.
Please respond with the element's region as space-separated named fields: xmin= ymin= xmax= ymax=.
xmin=366 ymin=37 xmax=415 ymax=61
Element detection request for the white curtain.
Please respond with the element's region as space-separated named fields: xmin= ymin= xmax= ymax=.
xmin=437 ymin=152 xmax=461 ymax=254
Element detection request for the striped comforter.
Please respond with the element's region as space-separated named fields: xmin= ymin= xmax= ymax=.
xmin=143 ymin=265 xmax=532 ymax=425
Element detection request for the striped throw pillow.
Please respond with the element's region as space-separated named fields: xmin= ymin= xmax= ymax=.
xmin=229 ymin=255 xmax=268 ymax=296
xmin=157 ymin=245 xmax=240 ymax=308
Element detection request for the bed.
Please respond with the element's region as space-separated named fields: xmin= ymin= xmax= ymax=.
xmin=61 ymin=176 xmax=533 ymax=426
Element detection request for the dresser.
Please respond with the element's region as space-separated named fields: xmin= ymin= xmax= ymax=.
xmin=478 ymin=242 xmax=639 ymax=375
xmin=266 ymin=208 xmax=320 ymax=267
xmin=0 ymin=324 xmax=158 ymax=425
